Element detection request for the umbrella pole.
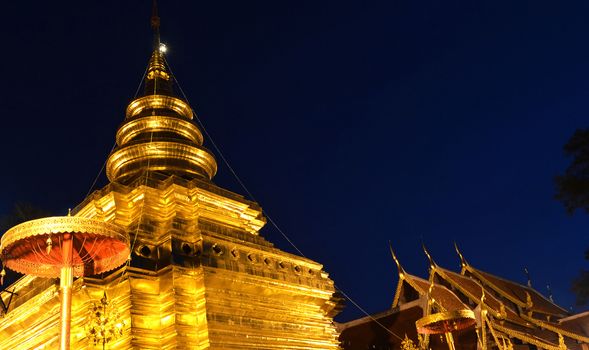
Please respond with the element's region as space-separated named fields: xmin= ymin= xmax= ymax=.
xmin=445 ymin=332 xmax=456 ymax=350
xmin=59 ymin=233 xmax=73 ymax=350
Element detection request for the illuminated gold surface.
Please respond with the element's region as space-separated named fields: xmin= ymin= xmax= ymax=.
xmin=126 ymin=95 xmax=193 ymax=119
xmin=108 ymin=90 xmax=217 ymax=183
xmin=0 ymin=28 xmax=340 ymax=347
xmin=116 ymin=116 xmax=204 ymax=146
xmin=0 ymin=175 xmax=341 ymax=349
xmin=146 ymin=50 xmax=170 ymax=81
xmin=106 ymin=140 xmax=217 ymax=182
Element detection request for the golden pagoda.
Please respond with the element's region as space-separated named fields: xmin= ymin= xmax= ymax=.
xmin=0 ymin=6 xmax=341 ymax=350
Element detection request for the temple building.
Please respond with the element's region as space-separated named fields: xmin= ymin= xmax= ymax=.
xmin=338 ymin=245 xmax=589 ymax=350
xmin=0 ymin=9 xmax=341 ymax=350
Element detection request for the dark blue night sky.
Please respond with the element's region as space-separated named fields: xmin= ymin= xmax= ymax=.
xmin=2 ymin=1 xmax=589 ymax=321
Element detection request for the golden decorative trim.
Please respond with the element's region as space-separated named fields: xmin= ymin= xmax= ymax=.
xmin=416 ymin=309 xmax=476 ymax=334
xmin=116 ymin=116 xmax=203 ymax=146
xmin=126 ymin=95 xmax=193 ymax=119
xmin=432 ymin=268 xmax=530 ymax=327
xmin=491 ymin=321 xmax=562 ymax=350
xmin=1 ymin=217 xmax=125 ymax=250
xmin=106 ymin=141 xmax=217 ymax=181
xmin=466 ymin=266 xmax=527 ymax=308
xmin=1 ymin=216 xmax=129 ymax=278
xmin=146 ymin=50 xmax=170 ymax=81
xmin=521 ymin=313 xmax=589 ymax=344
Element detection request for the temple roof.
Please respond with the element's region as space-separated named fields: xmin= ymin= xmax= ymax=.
xmin=390 ymin=246 xmax=469 ymax=312
xmin=374 ymin=245 xmax=589 ymax=350
xmin=453 ymin=243 xmax=569 ymax=318
xmin=432 ymin=266 xmax=523 ymax=324
xmin=467 ymin=266 xmax=569 ymax=318
xmin=403 ymin=273 xmax=469 ymax=312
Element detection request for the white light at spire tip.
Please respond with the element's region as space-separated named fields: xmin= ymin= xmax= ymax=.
xmin=159 ymin=43 xmax=168 ymax=53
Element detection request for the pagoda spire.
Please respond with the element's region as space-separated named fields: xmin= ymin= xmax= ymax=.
xmin=144 ymin=0 xmax=173 ymax=96
xmin=151 ymin=0 xmax=161 ymax=49
xmin=105 ymin=4 xmax=217 ymax=183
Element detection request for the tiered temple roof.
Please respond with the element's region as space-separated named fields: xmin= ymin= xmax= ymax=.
xmin=338 ymin=245 xmax=589 ymax=350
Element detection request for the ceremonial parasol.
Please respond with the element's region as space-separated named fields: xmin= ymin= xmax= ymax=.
xmin=0 ymin=216 xmax=129 ymax=350
xmin=416 ymin=309 xmax=476 ymax=350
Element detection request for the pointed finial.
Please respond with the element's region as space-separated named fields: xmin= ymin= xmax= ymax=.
xmin=547 ymin=284 xmax=554 ymax=303
xmin=524 ymin=267 xmax=532 ymax=288
xmin=525 ymin=291 xmax=533 ymax=308
xmin=421 ymin=243 xmax=436 ymax=271
xmin=151 ymin=0 xmax=161 ymax=49
xmin=388 ymin=241 xmax=405 ymax=278
xmin=454 ymin=242 xmax=468 ymax=269
xmin=67 ymin=208 xmax=71 ymax=217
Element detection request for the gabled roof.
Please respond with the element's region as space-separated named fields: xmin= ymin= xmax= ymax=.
xmin=433 ymin=265 xmax=589 ymax=347
xmin=398 ymin=272 xmax=469 ymax=312
xmin=453 ymin=243 xmax=569 ymax=318
xmin=521 ymin=313 xmax=589 ymax=344
xmin=467 ymin=267 xmax=569 ymax=317
xmin=490 ymin=320 xmax=574 ymax=350
xmin=432 ymin=266 xmax=523 ymax=324
xmin=559 ymin=310 xmax=589 ymax=336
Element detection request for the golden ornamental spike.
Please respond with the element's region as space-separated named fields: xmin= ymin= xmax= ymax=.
xmin=0 ymin=267 xmax=5 ymax=285
xmin=388 ymin=241 xmax=404 ymax=278
xmin=454 ymin=242 xmax=468 ymax=271
xmin=422 ymin=243 xmax=435 ymax=271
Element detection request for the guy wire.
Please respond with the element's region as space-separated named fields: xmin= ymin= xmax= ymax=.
xmin=83 ymin=64 xmax=149 ymax=200
xmin=165 ymin=56 xmax=404 ymax=342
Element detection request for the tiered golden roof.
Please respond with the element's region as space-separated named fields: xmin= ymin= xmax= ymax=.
xmin=106 ymin=45 xmax=217 ymax=183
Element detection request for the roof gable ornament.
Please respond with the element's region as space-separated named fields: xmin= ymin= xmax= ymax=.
xmin=525 ymin=291 xmax=534 ymax=309
xmin=498 ymin=302 xmax=507 ymax=320
xmin=388 ymin=241 xmax=405 ymax=279
xmin=421 ymin=243 xmax=437 ymax=274
xmin=453 ymin=242 xmax=468 ymax=273
xmin=523 ymin=267 xmax=532 ymax=288
xmin=546 ymin=283 xmax=554 ymax=303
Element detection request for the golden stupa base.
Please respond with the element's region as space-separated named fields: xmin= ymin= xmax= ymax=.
xmin=0 ymin=175 xmax=341 ymax=349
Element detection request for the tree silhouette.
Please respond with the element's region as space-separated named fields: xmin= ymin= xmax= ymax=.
xmin=0 ymin=202 xmax=52 ymax=287
xmin=555 ymin=129 xmax=589 ymax=214
xmin=555 ymin=128 xmax=589 ymax=305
